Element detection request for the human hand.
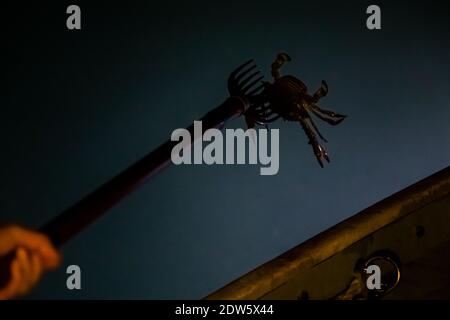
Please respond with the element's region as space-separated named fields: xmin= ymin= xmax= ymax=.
xmin=0 ymin=225 xmax=60 ymax=299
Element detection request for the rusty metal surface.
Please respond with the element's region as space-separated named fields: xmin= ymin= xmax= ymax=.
xmin=205 ymin=166 xmax=450 ymax=300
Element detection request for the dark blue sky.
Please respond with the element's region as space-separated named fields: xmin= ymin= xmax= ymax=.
xmin=1 ymin=0 xmax=449 ymax=298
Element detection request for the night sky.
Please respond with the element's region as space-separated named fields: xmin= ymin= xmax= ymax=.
xmin=1 ymin=0 xmax=449 ymax=298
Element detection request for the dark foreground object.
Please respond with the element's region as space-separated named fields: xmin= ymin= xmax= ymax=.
xmin=206 ymin=166 xmax=450 ymax=300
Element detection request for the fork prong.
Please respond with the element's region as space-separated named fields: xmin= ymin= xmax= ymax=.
xmin=228 ymin=59 xmax=266 ymax=98
xmin=247 ymin=83 xmax=265 ymax=96
xmin=239 ymin=71 xmax=261 ymax=87
xmin=228 ymin=60 xmax=255 ymax=95
xmin=235 ymin=64 xmax=257 ymax=83
xmin=242 ymin=76 xmax=264 ymax=93
xmin=229 ymin=59 xmax=254 ymax=80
